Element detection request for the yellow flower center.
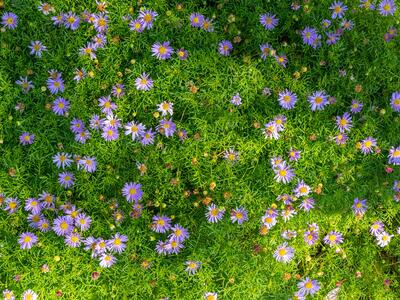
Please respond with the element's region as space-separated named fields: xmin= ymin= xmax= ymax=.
xmin=279 ymin=170 xmax=287 ymax=177
xmin=315 ymin=96 xmax=322 ymax=104
xmin=278 ymin=248 xmax=287 ymax=256
xmin=129 ymin=188 xmax=137 ymax=195
xmin=158 ymin=46 xmax=166 ymax=54
xmin=24 ymin=236 xmax=32 ymax=243
xmin=144 ymin=14 xmax=152 ymax=22
xmin=305 ymin=282 xmax=313 ymax=289
xmin=60 ymin=222 xmax=68 ymax=230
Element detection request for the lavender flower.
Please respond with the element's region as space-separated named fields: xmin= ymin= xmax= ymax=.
xmin=323 ymin=231 xmax=344 ymax=247
xmin=151 ymin=41 xmax=174 ymax=60
xmin=230 ymin=207 xmax=248 ymax=225
xmin=135 ymin=73 xmax=153 ymax=91
xmin=273 ymin=242 xmax=295 ymax=263
xmin=29 ymin=41 xmax=47 ymax=57
xmin=206 ymin=203 xmax=225 ymax=223
xmin=330 ymin=1 xmax=348 ymax=18
xmin=53 ymin=152 xmax=73 ymax=169
xmin=278 ymin=90 xmax=297 ymax=109
xmin=122 ymin=182 xmax=143 ymax=202
xmin=260 ymin=13 xmax=278 ymax=30
xmin=151 ymin=215 xmax=172 ymax=233
xmin=390 ymin=92 xmax=400 ymax=112
xmin=18 ymin=232 xmax=38 ymax=249
xmin=388 ymin=146 xmax=400 ymax=165
xmin=52 ymin=97 xmax=70 ymax=116
xmin=308 ymin=91 xmax=328 ymax=111
xmin=297 ymin=277 xmax=321 ymax=296
xmin=1 ymin=12 xmax=18 ymax=30
xmin=218 ymin=40 xmax=233 ymax=56
xmin=19 ymin=132 xmax=35 ymax=145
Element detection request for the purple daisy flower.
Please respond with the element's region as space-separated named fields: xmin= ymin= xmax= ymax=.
xmin=77 ymin=156 xmax=97 ymax=173
xmin=73 ymin=68 xmax=86 ymax=82
xmin=51 ymin=14 xmax=64 ymax=26
xmin=260 ymin=43 xmax=273 ymax=60
xmin=360 ymin=0 xmax=375 ymax=10
xmin=350 ymin=100 xmax=363 ymax=113
xmin=260 ymin=13 xmax=278 ymax=30
xmin=202 ymin=18 xmax=214 ymax=32
xmin=102 ymin=126 xmax=119 ymax=141
xmin=281 ymin=230 xmax=297 ymax=240
xmin=90 ymin=115 xmax=103 ymax=130
xmin=29 ymin=41 xmax=47 ymax=57
xmin=185 ymin=260 xmax=201 ymax=275
xmin=25 ymin=198 xmax=41 ymax=214
xmin=261 ymin=214 xmax=277 ymax=229
xmin=135 ymin=73 xmax=153 ymax=91
xmin=92 ymin=34 xmax=107 ymax=48
xmin=111 ymin=84 xmax=124 ymax=98
xmin=156 ymin=240 xmax=169 ymax=255
xmin=157 ymin=101 xmax=173 ymax=116
xmin=70 ymin=119 xmax=85 ymax=134
xmin=231 ymin=93 xmax=242 ymax=106
xmin=277 ymin=194 xmax=294 ymax=205
xmin=190 ymin=13 xmax=204 ymax=27
xmin=334 ymin=133 xmax=348 ymax=145
xmin=63 ymin=12 xmax=80 ymax=30
xmin=378 ymin=0 xmax=396 ymax=16
xmin=360 ymin=137 xmax=377 ymax=154
xmin=308 ymin=91 xmax=328 ymax=111
xmin=58 ymin=172 xmax=74 ymax=188
xmin=376 ymin=231 xmax=393 ymax=247
xmin=75 ymin=130 xmax=91 ymax=144
xmin=352 ymin=198 xmax=368 ymax=215
xmin=102 ymin=113 xmax=121 ymax=129
xmin=388 ymin=146 xmax=400 ymax=165
xmin=19 ymin=132 xmax=35 ymax=145
xmin=37 ymin=218 xmax=51 ymax=232
xmin=224 ymin=148 xmax=239 ymax=163
xmin=330 ymin=1 xmax=348 ymax=18
xmin=79 ymin=43 xmax=97 ymax=60
xmin=47 ymin=76 xmax=65 ymax=94
xmin=18 ymin=232 xmax=37 ymax=249
xmin=129 ymin=18 xmax=144 ymax=32
xmin=230 ymin=207 xmax=248 ymax=225
xmin=274 ymin=163 xmax=295 ymax=184
xmin=124 ymin=121 xmax=145 ymax=140
xmin=321 ymin=19 xmax=331 ymax=28
xmin=288 ymin=148 xmax=301 ymax=161
xmin=278 ymin=90 xmax=297 ymax=109
xmin=206 ymin=203 xmax=225 ymax=223
xmin=38 ymin=2 xmax=54 ymax=15
xmin=176 ymin=129 xmax=188 ymax=141
xmin=75 ymin=213 xmax=92 ymax=231
xmin=273 ymin=242 xmax=295 ymax=263
xmin=263 ymin=121 xmax=280 ymax=140
xmin=52 ymin=152 xmax=73 ymax=169
xmin=98 ymin=95 xmax=117 ymax=114
xmin=304 ymin=230 xmax=319 ymax=245
xmin=38 ymin=192 xmax=54 ymax=209
xmin=323 ymin=231 xmax=344 ymax=247
xmin=52 ymin=97 xmax=70 ymax=116
xmin=107 ymin=233 xmax=128 ymax=253
xmin=151 ymin=41 xmax=174 ymax=60
xmin=138 ymin=9 xmax=158 ymax=29
xmin=275 ymin=54 xmax=288 ymax=67
xmin=270 ymin=156 xmax=284 ymax=168
xmin=22 ymin=290 xmax=37 ymax=300
xmin=2 ymin=290 xmax=14 ymax=300
xmin=390 ymin=92 xmax=400 ymax=112
xmin=141 ymin=129 xmax=156 ymax=145
xmin=301 ymin=27 xmax=320 ymax=48
xmin=341 ymin=19 xmax=354 ymax=30
xmin=336 ymin=112 xmax=352 ymax=132
xmin=370 ymin=220 xmax=384 ymax=236
xmin=297 ymin=277 xmax=321 ymax=296
xmin=93 ymin=13 xmax=108 ymax=33
xmin=326 ymin=32 xmax=340 ymax=45
xmin=151 ymin=215 xmax=172 ymax=233
xmin=299 ymin=198 xmax=315 ymax=212
xmin=27 ymin=213 xmax=42 ymax=228
xmin=16 ymin=76 xmax=34 ymax=93
xmin=1 ymin=12 xmax=18 ymax=30
xmin=52 ymin=216 xmax=74 ymax=236
xmin=158 ymin=118 xmax=176 ymax=137
xmin=99 ymin=253 xmax=116 ymax=268
xmin=218 ymin=40 xmax=233 ymax=56
xmin=168 ymin=224 xmax=189 ymax=242
xmin=122 ymin=182 xmax=143 ymax=202
xmin=166 ymin=239 xmax=184 ymax=254
xmin=176 ymin=48 xmax=188 ymax=60
xmin=204 ymin=293 xmax=218 ymax=300
xmin=65 ymin=233 xmax=81 ymax=248
xmin=293 ymin=180 xmax=311 ymax=197
xmin=393 ymin=181 xmax=400 ymax=193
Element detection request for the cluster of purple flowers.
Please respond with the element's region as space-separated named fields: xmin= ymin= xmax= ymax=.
xmin=154 ymin=216 xmax=189 ymax=256
xmin=370 ymin=220 xmax=394 ymax=247
xmin=128 ymin=9 xmax=158 ymax=32
xmin=82 ymin=233 xmax=128 ymax=267
xmin=53 ymin=152 xmax=97 ymax=174
xmin=189 ymin=12 xmax=214 ymax=32
xmin=384 ymin=27 xmax=398 ymax=42
xmin=262 ymin=115 xmax=287 ymax=140
xmin=259 ymin=43 xmax=288 ymax=67
xmin=304 ymin=223 xmax=320 ymax=246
